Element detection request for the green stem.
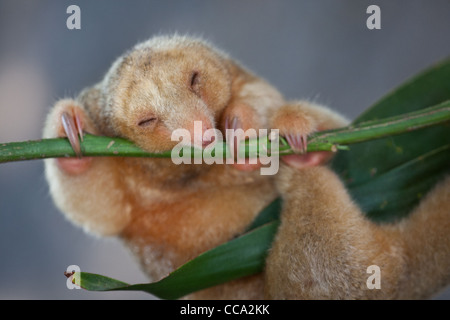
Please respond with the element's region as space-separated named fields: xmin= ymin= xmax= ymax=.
xmin=0 ymin=101 xmax=449 ymax=163
xmin=305 ymin=100 xmax=450 ymax=151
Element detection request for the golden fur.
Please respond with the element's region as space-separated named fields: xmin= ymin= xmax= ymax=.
xmin=43 ymin=35 xmax=449 ymax=299
xmin=265 ymin=166 xmax=450 ymax=299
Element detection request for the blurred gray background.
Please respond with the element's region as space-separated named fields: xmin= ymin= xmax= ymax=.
xmin=0 ymin=0 xmax=449 ymax=300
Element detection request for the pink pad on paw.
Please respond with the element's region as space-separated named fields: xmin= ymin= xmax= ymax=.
xmin=281 ymin=151 xmax=333 ymax=169
xmin=231 ymin=160 xmax=262 ymax=171
xmin=56 ymin=157 xmax=93 ymax=175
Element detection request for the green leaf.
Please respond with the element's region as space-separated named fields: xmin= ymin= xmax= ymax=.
xmin=244 ymin=197 xmax=282 ymax=231
xmin=331 ymin=58 xmax=450 ymax=222
xmin=75 ymin=221 xmax=280 ymax=299
xmin=346 ymin=144 xmax=450 ymax=221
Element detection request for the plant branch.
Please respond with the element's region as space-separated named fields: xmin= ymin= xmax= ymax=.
xmin=0 ymin=101 xmax=449 ymax=164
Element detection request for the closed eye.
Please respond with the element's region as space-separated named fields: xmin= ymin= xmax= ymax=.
xmin=190 ymin=71 xmax=199 ymax=87
xmin=190 ymin=71 xmax=201 ymax=94
xmin=138 ymin=117 xmax=157 ymax=127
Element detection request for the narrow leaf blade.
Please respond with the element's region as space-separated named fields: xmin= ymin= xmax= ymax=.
xmin=332 ymin=58 xmax=450 ymax=221
xmin=75 ymin=221 xmax=280 ymax=299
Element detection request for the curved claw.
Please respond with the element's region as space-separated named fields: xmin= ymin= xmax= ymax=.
xmin=74 ymin=112 xmax=84 ymax=142
xmin=225 ymin=116 xmax=242 ymax=158
xmin=224 ymin=116 xmax=229 ymax=133
xmin=61 ymin=111 xmax=82 ymax=158
xmin=301 ymin=134 xmax=308 ymax=154
xmin=285 ymin=133 xmax=308 ymax=154
xmin=224 ymin=115 xmax=242 ymax=132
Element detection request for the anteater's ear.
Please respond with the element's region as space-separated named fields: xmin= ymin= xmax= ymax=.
xmin=78 ymin=85 xmax=101 ymax=115
xmin=77 ymin=85 xmax=108 ymax=134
